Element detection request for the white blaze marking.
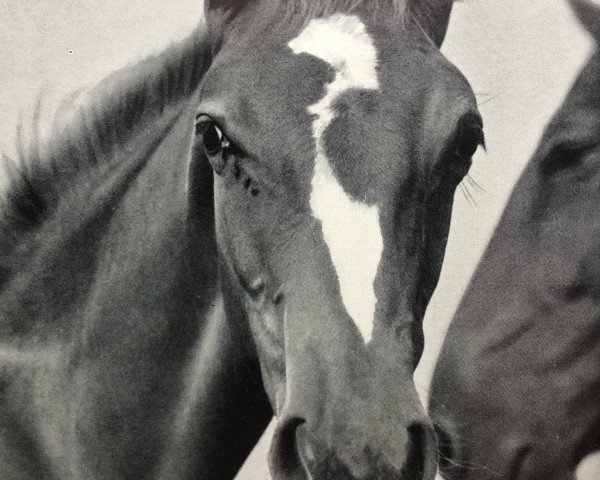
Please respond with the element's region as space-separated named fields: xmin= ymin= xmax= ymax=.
xmin=289 ymin=15 xmax=383 ymax=343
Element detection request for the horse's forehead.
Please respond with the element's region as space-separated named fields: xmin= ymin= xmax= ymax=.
xmin=206 ymin=16 xmax=402 ymax=148
xmin=288 ymin=14 xmax=379 ymax=89
xmin=202 ymin=13 xmax=454 ymax=190
xmin=207 ymin=13 xmax=423 ymax=108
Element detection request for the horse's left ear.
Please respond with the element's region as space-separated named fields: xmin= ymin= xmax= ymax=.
xmin=569 ymin=0 xmax=600 ymax=42
xmin=204 ymin=0 xmax=248 ymax=26
xmin=408 ymin=0 xmax=454 ymax=47
xmin=204 ymin=0 xmax=248 ymax=14
xmin=203 ymin=0 xmax=249 ymax=49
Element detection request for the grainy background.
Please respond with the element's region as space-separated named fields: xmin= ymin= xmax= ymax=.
xmin=0 ymin=1 xmax=598 ymax=478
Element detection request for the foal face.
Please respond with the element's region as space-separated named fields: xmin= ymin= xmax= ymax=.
xmin=193 ymin=2 xmax=482 ymax=478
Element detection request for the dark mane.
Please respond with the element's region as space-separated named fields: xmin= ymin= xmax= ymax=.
xmin=0 ymin=23 xmax=210 ymax=252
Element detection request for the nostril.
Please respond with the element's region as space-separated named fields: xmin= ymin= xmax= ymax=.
xmin=268 ymin=417 xmax=308 ymax=480
xmin=402 ymin=423 xmax=427 ymax=480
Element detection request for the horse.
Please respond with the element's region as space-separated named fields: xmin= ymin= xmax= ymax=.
xmin=0 ymin=1 xmax=484 ymax=478
xmin=428 ymin=0 xmax=600 ymax=479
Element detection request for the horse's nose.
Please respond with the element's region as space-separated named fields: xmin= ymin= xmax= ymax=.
xmin=269 ymin=415 xmax=438 ymax=480
xmin=268 ymin=416 xmax=314 ymax=480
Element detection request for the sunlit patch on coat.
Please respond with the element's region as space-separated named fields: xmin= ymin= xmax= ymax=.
xmin=289 ymin=14 xmax=382 ymax=343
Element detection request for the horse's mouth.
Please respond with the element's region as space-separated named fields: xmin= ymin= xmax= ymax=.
xmin=433 ymin=422 xmax=536 ymax=480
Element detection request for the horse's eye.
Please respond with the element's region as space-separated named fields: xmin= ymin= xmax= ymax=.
xmin=195 ymin=116 xmax=231 ymax=174
xmin=195 ymin=116 xmax=230 ymax=156
xmin=455 ymin=125 xmax=484 ymax=158
xmin=540 ymin=141 xmax=594 ymax=176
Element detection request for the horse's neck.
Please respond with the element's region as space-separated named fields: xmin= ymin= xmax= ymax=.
xmin=0 ymin=22 xmax=274 ymax=477
xmin=76 ymin=102 xmax=271 ymax=478
xmin=156 ymin=291 xmax=272 ymax=479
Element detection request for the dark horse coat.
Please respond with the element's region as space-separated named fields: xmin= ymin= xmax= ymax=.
xmin=0 ymin=1 xmax=483 ymax=478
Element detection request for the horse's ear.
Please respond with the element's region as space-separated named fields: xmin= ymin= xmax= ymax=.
xmin=569 ymin=0 xmax=600 ymax=42
xmin=408 ymin=0 xmax=454 ymax=48
xmin=204 ymin=0 xmax=249 ymax=27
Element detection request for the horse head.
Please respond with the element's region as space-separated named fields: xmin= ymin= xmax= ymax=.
xmin=193 ymin=1 xmax=483 ymax=478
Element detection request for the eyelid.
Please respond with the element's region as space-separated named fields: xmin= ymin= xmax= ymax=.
xmin=194 ymin=106 xmax=285 ymax=193
xmin=539 ymin=140 xmax=596 ymax=176
xmin=457 ymin=111 xmax=483 ymax=128
xmin=195 ymin=111 xmax=251 ymax=157
xmin=194 ymin=111 xmax=280 ymax=195
xmin=195 ymin=113 xmax=224 ymax=135
xmin=196 ymin=114 xmax=242 ymax=158
xmin=471 ymin=125 xmax=486 ymax=151
xmin=453 ymin=112 xmax=485 ymax=150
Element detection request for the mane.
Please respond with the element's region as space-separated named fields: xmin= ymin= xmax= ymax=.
xmin=0 ymin=23 xmax=211 ymax=252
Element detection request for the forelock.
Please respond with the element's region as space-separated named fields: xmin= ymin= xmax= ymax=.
xmin=288 ymin=0 xmax=408 ymax=20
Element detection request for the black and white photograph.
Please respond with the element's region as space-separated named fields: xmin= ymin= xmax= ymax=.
xmin=1 ymin=1 xmax=599 ymax=479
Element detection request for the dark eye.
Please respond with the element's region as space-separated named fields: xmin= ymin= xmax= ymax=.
xmin=195 ymin=115 xmax=231 ymax=174
xmin=196 ymin=116 xmax=229 ymax=155
xmin=539 ymin=141 xmax=594 ymax=176
xmin=455 ymin=125 xmax=485 ymax=158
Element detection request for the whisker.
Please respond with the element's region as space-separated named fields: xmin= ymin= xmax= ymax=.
xmin=437 ymin=445 xmax=503 ymax=478
xmin=465 ymin=174 xmax=489 ymax=196
xmin=459 ymin=183 xmax=470 ymax=205
xmin=477 ymin=90 xmax=506 ymax=107
xmin=459 ymin=182 xmax=476 ymax=206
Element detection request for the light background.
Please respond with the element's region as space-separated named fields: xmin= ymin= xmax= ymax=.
xmin=0 ymin=0 xmax=598 ymax=478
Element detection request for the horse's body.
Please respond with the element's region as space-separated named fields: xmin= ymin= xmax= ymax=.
xmin=429 ymin=1 xmax=600 ymax=479
xmin=0 ymin=1 xmax=483 ymax=478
